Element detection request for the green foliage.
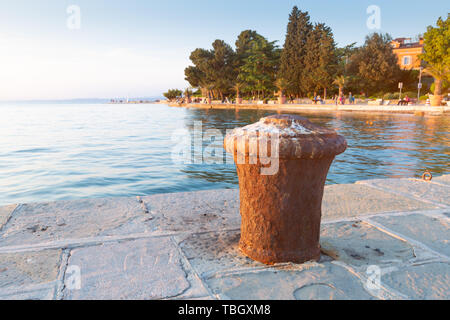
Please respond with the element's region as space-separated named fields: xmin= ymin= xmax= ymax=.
xmin=181 ymin=6 xmax=442 ymax=100
xmin=347 ymin=33 xmax=401 ymax=95
xmin=163 ymin=89 xmax=183 ymax=100
xmin=275 ymin=77 xmax=290 ymax=96
xmin=420 ymin=14 xmax=450 ymax=76
xmin=278 ymin=6 xmax=313 ymax=96
xmin=420 ymin=14 xmax=450 ymax=95
xmin=335 ymin=43 xmax=357 ymax=76
xmin=238 ymin=35 xmax=280 ymax=98
xmin=333 ymin=75 xmax=348 ymax=96
xmin=303 ymin=23 xmax=338 ymax=95
xmin=184 ymin=40 xmax=236 ymax=99
xmin=430 ymin=80 xmax=450 ymax=93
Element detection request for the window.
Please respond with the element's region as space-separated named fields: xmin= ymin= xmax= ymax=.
xmin=403 ymin=56 xmax=411 ymax=66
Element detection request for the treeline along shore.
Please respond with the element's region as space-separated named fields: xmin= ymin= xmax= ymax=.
xmin=164 ymin=7 xmax=449 ymax=107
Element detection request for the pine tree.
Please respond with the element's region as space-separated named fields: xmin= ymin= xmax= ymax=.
xmin=238 ymin=35 xmax=280 ymax=99
xmin=279 ymin=6 xmax=313 ymax=97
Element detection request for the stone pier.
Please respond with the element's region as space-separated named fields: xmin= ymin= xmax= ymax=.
xmin=0 ymin=176 xmax=448 ymax=300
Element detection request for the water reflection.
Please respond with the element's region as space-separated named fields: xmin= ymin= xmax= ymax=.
xmin=180 ymin=108 xmax=449 ymax=185
xmin=0 ymin=103 xmax=448 ymax=205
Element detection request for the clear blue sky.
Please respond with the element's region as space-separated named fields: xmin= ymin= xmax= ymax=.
xmin=0 ymin=0 xmax=448 ymax=100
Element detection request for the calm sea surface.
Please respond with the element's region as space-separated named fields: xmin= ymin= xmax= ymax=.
xmin=0 ymin=103 xmax=448 ymax=205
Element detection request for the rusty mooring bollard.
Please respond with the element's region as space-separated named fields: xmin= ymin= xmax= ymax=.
xmin=224 ymin=114 xmax=347 ymax=264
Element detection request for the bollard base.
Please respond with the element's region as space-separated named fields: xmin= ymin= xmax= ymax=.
xmin=239 ymin=242 xmax=321 ymax=265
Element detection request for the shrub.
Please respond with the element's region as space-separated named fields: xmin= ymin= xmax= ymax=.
xmin=402 ymin=91 xmax=416 ymax=98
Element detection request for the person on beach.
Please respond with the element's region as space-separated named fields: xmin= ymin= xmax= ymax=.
xmin=317 ymin=96 xmax=323 ymax=104
xmin=398 ymin=95 xmax=410 ymax=106
xmin=405 ymin=95 xmax=410 ymax=105
xmin=313 ymin=94 xmax=318 ymax=104
xmin=349 ymin=92 xmax=355 ymax=104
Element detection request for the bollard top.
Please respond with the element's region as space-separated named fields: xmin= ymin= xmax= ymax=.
xmin=224 ymin=114 xmax=347 ymax=159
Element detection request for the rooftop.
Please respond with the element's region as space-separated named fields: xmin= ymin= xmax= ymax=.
xmin=391 ymin=37 xmax=424 ymax=49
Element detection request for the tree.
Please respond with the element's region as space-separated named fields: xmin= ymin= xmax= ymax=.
xmin=303 ymin=23 xmax=338 ymax=98
xmin=233 ymin=82 xmax=245 ymax=101
xmin=275 ymin=77 xmax=290 ymax=103
xmin=348 ymin=33 xmax=401 ymax=95
xmin=279 ymin=6 xmax=313 ymax=97
xmin=420 ymin=14 xmax=450 ymax=98
xmin=234 ymin=30 xmax=263 ymax=96
xmin=210 ymin=40 xmax=236 ymax=99
xmin=163 ymin=89 xmax=183 ymax=101
xmin=184 ymin=40 xmax=236 ymax=100
xmin=185 ymin=48 xmax=214 ymax=98
xmin=335 ymin=43 xmax=357 ymax=76
xmin=333 ymin=75 xmax=348 ymax=97
xmin=238 ymin=35 xmax=280 ymax=99
xmin=275 ymin=77 xmax=290 ymax=97
xmin=235 ymin=30 xmax=261 ymax=64
xmin=184 ymin=88 xmax=193 ymax=102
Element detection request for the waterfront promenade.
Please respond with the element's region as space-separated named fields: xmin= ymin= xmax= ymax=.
xmin=0 ymin=175 xmax=448 ymax=300
xmin=169 ymin=102 xmax=450 ymax=114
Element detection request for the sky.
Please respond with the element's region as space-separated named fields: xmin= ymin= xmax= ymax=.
xmin=0 ymin=0 xmax=448 ymax=100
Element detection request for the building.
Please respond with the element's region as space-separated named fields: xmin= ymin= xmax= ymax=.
xmin=391 ymin=38 xmax=424 ymax=70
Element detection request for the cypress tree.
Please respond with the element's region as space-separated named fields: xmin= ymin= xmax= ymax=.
xmin=279 ymin=6 xmax=313 ymax=97
xmin=303 ymin=23 xmax=337 ymax=98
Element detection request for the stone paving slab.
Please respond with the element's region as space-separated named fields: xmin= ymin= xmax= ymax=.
xmin=0 ymin=197 xmax=151 ymax=247
xmin=0 ymin=286 xmax=55 ymax=300
xmin=433 ymin=174 xmax=450 ymax=186
xmin=0 ymin=249 xmax=61 ymax=292
xmin=358 ymin=178 xmax=450 ymax=206
xmin=320 ymin=221 xmax=416 ymax=268
xmin=369 ymin=213 xmax=450 ymax=257
xmin=0 ymin=177 xmax=448 ymax=300
xmin=205 ymin=262 xmax=375 ymax=300
xmin=321 ymin=184 xmax=435 ymax=220
xmin=176 ymin=230 xmax=265 ymax=279
xmin=63 ymin=237 xmax=208 ymax=300
xmin=381 ymin=262 xmax=450 ymax=300
xmin=142 ymin=189 xmax=241 ymax=234
xmin=142 ymin=183 xmax=435 ymax=235
xmin=0 ymin=204 xmax=17 ymax=230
